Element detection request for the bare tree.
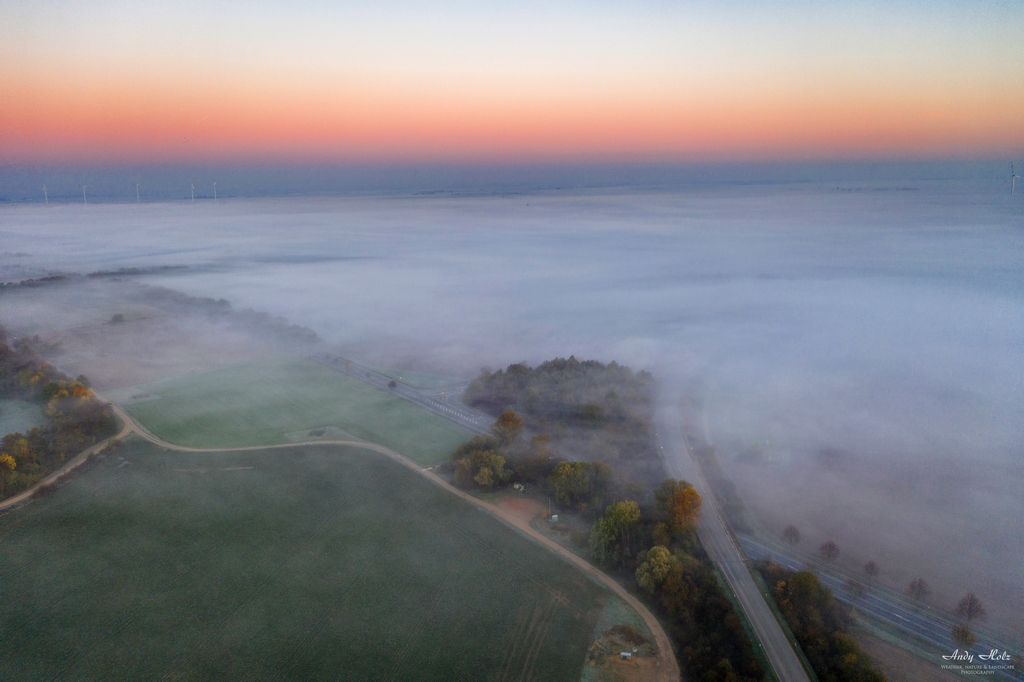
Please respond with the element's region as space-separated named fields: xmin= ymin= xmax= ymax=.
xmin=819 ymin=540 xmax=839 ymax=563
xmin=951 ymin=623 xmax=977 ymax=648
xmin=782 ymin=525 xmax=801 ymax=546
xmin=863 ymin=560 xmax=879 ymax=581
xmin=907 ymin=578 xmax=931 ymax=601
xmin=956 ymin=593 xmax=986 ymax=623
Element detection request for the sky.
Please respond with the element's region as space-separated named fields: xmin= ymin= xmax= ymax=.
xmin=2 ymin=0 xmax=1023 ymax=165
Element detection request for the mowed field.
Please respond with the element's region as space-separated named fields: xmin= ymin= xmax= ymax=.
xmin=119 ymin=357 xmax=472 ymax=465
xmin=0 ymin=439 xmax=612 ymax=681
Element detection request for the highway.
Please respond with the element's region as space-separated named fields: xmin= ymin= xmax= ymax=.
xmin=310 ymin=353 xmax=492 ymax=434
xmin=738 ymin=536 xmax=1023 ymax=682
xmin=315 ymin=353 xmax=814 ymax=681
xmin=310 ymin=356 xmax=1024 ymax=681
xmin=656 ymin=399 xmax=813 ymax=682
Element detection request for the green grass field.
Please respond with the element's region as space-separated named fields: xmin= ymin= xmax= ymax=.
xmin=0 ymin=439 xmax=614 ymax=681
xmin=119 ymin=358 xmax=472 ymax=465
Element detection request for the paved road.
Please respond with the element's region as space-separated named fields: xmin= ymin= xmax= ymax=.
xmin=656 ymin=398 xmax=812 ymax=682
xmin=311 ymin=354 xmax=492 ymax=433
xmin=739 ymin=536 xmax=1024 ymax=682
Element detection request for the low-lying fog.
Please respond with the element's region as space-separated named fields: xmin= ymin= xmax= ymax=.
xmin=2 ymin=181 xmax=1022 ymax=640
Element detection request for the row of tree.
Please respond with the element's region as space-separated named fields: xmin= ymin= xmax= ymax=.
xmin=782 ymin=524 xmax=997 ymax=653
xmin=0 ymin=326 xmax=117 ymax=500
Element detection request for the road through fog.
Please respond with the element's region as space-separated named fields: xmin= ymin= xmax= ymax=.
xmin=2 ymin=181 xmax=1022 ymax=640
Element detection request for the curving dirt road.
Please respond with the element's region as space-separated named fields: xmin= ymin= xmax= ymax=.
xmin=0 ymin=407 xmax=134 ymax=513
xmin=3 ymin=403 xmax=681 ymax=682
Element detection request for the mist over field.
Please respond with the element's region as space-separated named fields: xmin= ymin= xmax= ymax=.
xmin=1 ymin=179 xmax=1022 ymax=640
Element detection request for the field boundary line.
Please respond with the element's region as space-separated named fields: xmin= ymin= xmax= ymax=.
xmin=13 ymin=404 xmax=681 ymax=682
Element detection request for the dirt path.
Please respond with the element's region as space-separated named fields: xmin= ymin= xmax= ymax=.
xmin=3 ymin=404 xmax=681 ymax=682
xmin=0 ymin=407 xmax=134 ymax=512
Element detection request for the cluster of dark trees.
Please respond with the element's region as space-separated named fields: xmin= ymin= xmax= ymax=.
xmin=448 ymin=408 xmax=633 ymax=514
xmin=464 ymin=357 xmax=663 ymax=482
xmin=756 ymin=561 xmax=885 ymax=682
xmin=449 ymin=378 xmax=767 ymax=681
xmin=584 ymin=480 xmax=766 ymax=682
xmin=0 ymin=327 xmax=117 ymax=500
xmin=0 ymin=275 xmax=70 ymax=290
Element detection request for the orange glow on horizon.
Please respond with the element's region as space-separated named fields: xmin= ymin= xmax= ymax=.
xmin=3 ymin=71 xmax=1022 ymax=164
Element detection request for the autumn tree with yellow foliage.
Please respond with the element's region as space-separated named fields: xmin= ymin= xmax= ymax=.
xmin=654 ymin=478 xmax=702 ymax=535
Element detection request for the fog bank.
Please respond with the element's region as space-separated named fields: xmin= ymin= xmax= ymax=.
xmin=2 ymin=180 xmax=1021 ymax=639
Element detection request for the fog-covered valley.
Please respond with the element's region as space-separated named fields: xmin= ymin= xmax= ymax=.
xmin=2 ymin=180 xmax=1021 ymax=640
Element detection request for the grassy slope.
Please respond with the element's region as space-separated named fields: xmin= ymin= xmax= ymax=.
xmin=121 ymin=358 xmax=471 ymax=466
xmin=0 ymin=440 xmax=609 ymax=681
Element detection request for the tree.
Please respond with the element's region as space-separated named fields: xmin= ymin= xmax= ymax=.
xmin=529 ymin=433 xmax=551 ymax=457
xmin=489 ymin=410 xmax=524 ymax=447
xmin=782 ymin=525 xmax=801 ymax=546
xmin=549 ymin=461 xmax=592 ymax=508
xmin=654 ymin=479 xmax=702 ymax=534
xmin=956 ymin=593 xmax=986 ymax=623
xmin=451 ymin=437 xmax=510 ymax=491
xmin=387 ymin=380 xmax=397 ymax=389
xmin=906 ymin=578 xmax=931 ymax=601
xmin=819 ymin=540 xmax=839 ymax=563
xmin=590 ymin=461 xmax=617 ymax=508
xmin=951 ymin=623 xmax=977 ymax=648
xmin=590 ymin=500 xmax=641 ymax=567
xmin=863 ymin=560 xmax=879 ymax=581
xmin=635 ymin=546 xmax=678 ymax=593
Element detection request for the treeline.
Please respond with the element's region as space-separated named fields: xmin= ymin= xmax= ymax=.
xmin=756 ymin=561 xmax=885 ymax=682
xmin=0 ymin=326 xmax=117 ymax=500
xmin=448 ymin=383 xmax=767 ymax=681
xmin=0 ymin=272 xmax=321 ymax=347
xmin=464 ymin=357 xmax=662 ymax=482
xmin=129 ymin=285 xmax=320 ymax=346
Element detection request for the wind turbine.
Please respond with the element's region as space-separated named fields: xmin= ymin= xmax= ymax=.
xmin=135 ymin=183 xmax=140 ymax=203
xmin=191 ymin=182 xmax=195 ymax=202
xmin=82 ymin=185 xmax=87 ymax=204
xmin=213 ymin=181 xmax=217 ymax=200
xmin=43 ymin=185 xmax=48 ymax=205
xmin=1012 ymin=163 xmax=1020 ymax=195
